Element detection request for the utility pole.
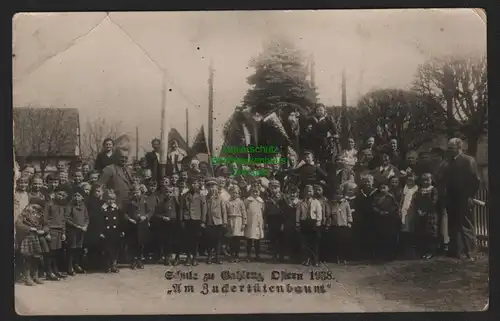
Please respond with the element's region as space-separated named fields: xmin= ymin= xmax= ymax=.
xmin=135 ymin=126 xmax=139 ymax=161
xmin=208 ymin=60 xmax=214 ymax=155
xmin=185 ymin=108 xmax=189 ymax=148
xmin=341 ymin=68 xmax=347 ymax=108
xmin=159 ymin=72 xmax=169 ymax=178
xmin=310 ymin=53 xmax=316 ymax=89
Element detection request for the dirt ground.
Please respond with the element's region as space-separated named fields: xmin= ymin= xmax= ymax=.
xmin=15 ymin=255 xmax=489 ymax=315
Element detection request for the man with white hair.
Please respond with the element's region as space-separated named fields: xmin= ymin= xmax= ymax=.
xmin=442 ymin=138 xmax=480 ymax=261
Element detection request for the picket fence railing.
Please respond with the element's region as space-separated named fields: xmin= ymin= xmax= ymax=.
xmin=474 ymin=186 xmax=489 ymax=248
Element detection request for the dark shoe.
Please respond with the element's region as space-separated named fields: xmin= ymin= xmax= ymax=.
xmin=163 ymin=259 xmax=171 ymax=266
xmin=172 ymin=259 xmax=179 ymax=266
xmin=215 ymin=259 xmax=223 ymax=264
xmin=67 ymin=269 xmax=76 ymax=276
xmin=302 ymin=259 xmax=310 ymax=266
xmin=46 ymin=273 xmax=60 ymax=281
xmin=33 ymin=277 xmax=44 ymax=285
xmin=74 ymin=265 xmax=85 ymax=273
xmin=106 ymin=268 xmax=113 ymax=273
xmin=111 ymin=266 xmax=120 ymax=273
xmin=55 ymin=272 xmax=67 ymax=279
xmin=206 ymin=256 xmax=212 ymax=264
xmin=24 ymin=277 xmax=35 ymax=286
xmin=192 ymin=259 xmax=198 ymax=266
xmin=313 ymin=261 xmax=320 ymax=267
xmin=137 ymin=260 xmax=144 ymax=269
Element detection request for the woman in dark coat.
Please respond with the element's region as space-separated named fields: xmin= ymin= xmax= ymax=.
xmin=94 ymin=138 xmax=115 ymax=173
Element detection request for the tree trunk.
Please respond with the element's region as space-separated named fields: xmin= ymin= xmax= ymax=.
xmin=466 ymin=135 xmax=479 ymax=158
xmin=443 ymin=65 xmax=455 ymax=138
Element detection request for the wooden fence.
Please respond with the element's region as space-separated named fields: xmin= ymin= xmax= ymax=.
xmin=474 ymin=186 xmax=489 ymax=248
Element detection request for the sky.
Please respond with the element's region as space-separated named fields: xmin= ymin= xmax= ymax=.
xmin=12 ymin=9 xmax=486 ymax=157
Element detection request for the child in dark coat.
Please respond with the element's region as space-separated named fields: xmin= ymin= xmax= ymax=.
xmin=154 ymin=185 xmax=181 ymax=266
xmin=83 ymin=184 xmax=105 ymax=271
xmin=65 ymin=188 xmax=89 ymax=275
xmin=282 ymin=187 xmax=301 ymax=263
xmin=180 ymin=177 xmax=207 ymax=266
xmin=99 ymin=189 xmax=123 ymax=273
xmin=144 ymin=178 xmax=161 ymax=262
xmin=372 ymin=184 xmax=400 ymax=261
xmin=16 ymin=203 xmax=50 ymax=286
xmin=414 ymin=173 xmax=439 ymax=260
xmin=264 ymin=180 xmax=286 ymax=261
xmin=354 ymin=174 xmax=378 ymax=260
xmin=314 ymin=183 xmax=331 ymax=263
xmin=123 ymin=186 xmax=151 ymax=269
xmin=43 ymin=185 xmax=70 ymax=280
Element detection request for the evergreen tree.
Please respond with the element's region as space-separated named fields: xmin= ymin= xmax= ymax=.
xmin=243 ymin=37 xmax=318 ymax=116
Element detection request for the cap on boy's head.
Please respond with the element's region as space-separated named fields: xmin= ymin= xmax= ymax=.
xmin=205 ymin=178 xmax=218 ymax=186
xmin=72 ymin=185 xmax=85 ymax=196
xmin=187 ymin=176 xmax=201 ymax=185
xmin=228 ymin=185 xmax=240 ymax=193
xmin=269 ymin=179 xmax=280 ymax=188
xmin=55 ymin=184 xmax=71 ymax=194
xmin=303 ymin=150 xmax=313 ymax=156
xmin=313 ymin=183 xmax=324 ymax=190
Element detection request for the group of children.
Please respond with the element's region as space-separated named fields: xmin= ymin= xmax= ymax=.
xmin=14 ymin=145 xmax=447 ymax=287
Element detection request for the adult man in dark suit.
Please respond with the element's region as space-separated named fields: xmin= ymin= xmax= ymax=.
xmin=144 ymin=138 xmax=162 ymax=185
xmin=97 ymin=148 xmax=135 ymax=208
xmin=442 ymin=138 xmax=481 ymax=261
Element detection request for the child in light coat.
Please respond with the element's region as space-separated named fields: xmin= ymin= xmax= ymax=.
xmin=399 ymin=174 xmax=418 ymax=258
xmin=226 ymin=185 xmax=247 ymax=262
xmin=244 ymin=185 xmax=265 ymax=262
xmin=329 ymin=186 xmax=353 ymax=263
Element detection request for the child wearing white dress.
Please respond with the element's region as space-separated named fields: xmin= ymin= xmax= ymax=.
xmin=244 ymin=186 xmax=265 ymax=262
xmin=226 ymin=185 xmax=247 ymax=262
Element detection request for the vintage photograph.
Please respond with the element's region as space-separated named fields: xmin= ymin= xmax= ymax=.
xmin=13 ymin=10 xmax=488 ymax=314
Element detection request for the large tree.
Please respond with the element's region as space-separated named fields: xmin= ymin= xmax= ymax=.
xmin=243 ymin=36 xmax=318 ymax=115
xmin=81 ymin=117 xmax=129 ymax=163
xmin=223 ymin=37 xmax=318 ymax=159
xmin=412 ymin=55 xmax=487 ymax=157
xmin=354 ymin=89 xmax=445 ymax=154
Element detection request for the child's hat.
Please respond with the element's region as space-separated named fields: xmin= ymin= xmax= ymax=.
xmin=55 ymin=184 xmax=71 ymax=194
xmin=205 ymin=178 xmax=218 ymax=186
xmin=313 ymin=182 xmax=325 ymax=190
xmin=303 ymin=149 xmax=313 ymax=156
xmin=71 ymin=186 xmax=85 ymax=197
xmin=269 ymin=179 xmax=280 ymax=187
